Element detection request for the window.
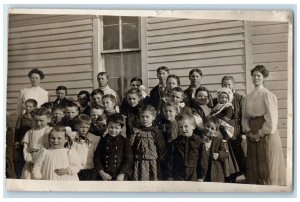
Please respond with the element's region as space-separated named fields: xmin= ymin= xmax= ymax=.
xmin=101 ymin=16 xmax=141 ymax=99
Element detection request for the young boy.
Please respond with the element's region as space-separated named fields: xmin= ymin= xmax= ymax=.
xmin=94 ymin=113 xmax=132 ymax=181
xmin=170 ymin=114 xmax=202 ymax=181
xmin=198 ymin=116 xmax=228 ymax=182
xmin=14 ymin=98 xmax=37 ymax=178
xmin=150 ymin=66 xmax=169 ymax=110
xmin=91 ymin=89 xmax=104 ymax=108
xmin=169 ymin=87 xmax=193 ymax=115
xmin=52 ymin=86 xmax=72 ymax=108
xmin=62 ymin=102 xmax=80 ymax=131
xmin=77 ymin=91 xmax=91 ymax=116
xmin=89 ymin=105 xmax=105 ymax=136
xmin=96 ymin=114 xmax=108 ymax=136
xmin=71 ymin=114 xmax=100 ymax=181
xmin=97 ymin=72 xmax=119 ymax=103
xmin=50 ymin=106 xmax=65 ymax=126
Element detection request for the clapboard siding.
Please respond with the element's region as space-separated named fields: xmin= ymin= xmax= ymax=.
xmin=250 ymin=22 xmax=289 ymax=158
xmin=7 ymin=14 xmax=95 ymax=123
xmin=146 ymin=17 xmax=246 ymax=97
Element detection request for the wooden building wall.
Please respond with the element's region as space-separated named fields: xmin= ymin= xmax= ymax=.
xmin=7 ymin=14 xmax=96 ymax=125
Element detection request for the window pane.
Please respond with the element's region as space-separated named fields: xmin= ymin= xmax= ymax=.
xmin=122 ymin=23 xmax=139 ymax=49
xmin=122 ymin=16 xmax=138 ymax=24
xmin=103 ymin=16 xmax=119 ymax=25
xmin=123 ymin=52 xmax=141 ymax=92
xmin=103 ymin=25 xmax=119 ymax=50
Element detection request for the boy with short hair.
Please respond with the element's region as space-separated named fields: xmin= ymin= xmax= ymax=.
xmin=53 ymin=86 xmax=72 ymax=108
xmin=89 ymin=105 xmax=105 ymax=136
xmin=150 ymin=66 xmax=169 ymax=110
xmin=50 ymin=106 xmax=65 ymax=126
xmin=97 ymin=72 xmax=119 ymax=103
xmin=94 ymin=113 xmax=132 ymax=181
xmin=62 ymin=102 xmax=80 ymax=131
xmin=71 ymin=114 xmax=100 ymax=181
xmin=77 ymin=91 xmax=91 ymax=116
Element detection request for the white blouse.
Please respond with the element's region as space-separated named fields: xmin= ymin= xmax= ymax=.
xmin=242 ymin=85 xmax=278 ymax=135
xmin=17 ymin=86 xmax=49 ymax=115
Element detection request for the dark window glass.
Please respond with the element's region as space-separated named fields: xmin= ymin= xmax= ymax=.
xmin=122 ymin=23 xmax=139 ymax=49
xmin=103 ymin=16 xmax=119 ymax=25
xmin=103 ymin=25 xmax=119 ymax=50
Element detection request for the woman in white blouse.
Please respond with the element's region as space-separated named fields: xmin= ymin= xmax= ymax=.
xmin=17 ymin=68 xmax=49 ymax=115
xmin=242 ymin=65 xmax=286 ymax=185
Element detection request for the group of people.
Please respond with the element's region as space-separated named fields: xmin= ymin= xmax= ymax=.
xmin=8 ymin=65 xmax=286 ymax=185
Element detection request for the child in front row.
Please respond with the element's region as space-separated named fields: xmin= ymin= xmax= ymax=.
xmin=130 ymin=105 xmax=167 ymax=181
xmin=32 ymin=125 xmax=81 ymax=181
xmin=94 ymin=113 xmax=132 ymax=181
xmin=21 ymin=107 xmax=53 ymax=179
xmin=70 ymin=114 xmax=100 ymax=180
xmin=170 ymin=114 xmax=202 ymax=181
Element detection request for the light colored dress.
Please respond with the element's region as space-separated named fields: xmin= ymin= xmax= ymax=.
xmin=242 ymin=85 xmax=286 ymax=185
xmin=17 ymin=86 xmax=49 ymax=115
xmin=21 ymin=125 xmax=52 ymax=179
xmin=32 ymin=148 xmax=81 ymax=181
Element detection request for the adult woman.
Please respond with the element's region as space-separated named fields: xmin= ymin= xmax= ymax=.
xmin=184 ymin=68 xmax=213 ymax=107
xmin=17 ymin=68 xmax=49 ymax=115
xmin=242 ymin=65 xmax=286 ymax=185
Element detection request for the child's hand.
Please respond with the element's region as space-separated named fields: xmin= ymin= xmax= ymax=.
xmin=55 ymin=168 xmax=69 ymax=176
xmin=116 ymin=174 xmax=125 ymax=181
xmin=212 ymin=152 xmax=219 ymax=160
xmin=99 ymin=170 xmax=112 ymax=181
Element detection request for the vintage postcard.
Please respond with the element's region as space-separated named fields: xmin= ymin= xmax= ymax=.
xmin=5 ymin=8 xmax=293 ymax=192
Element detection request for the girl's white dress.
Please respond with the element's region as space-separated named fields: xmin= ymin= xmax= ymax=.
xmin=21 ymin=126 xmax=52 ymax=179
xmin=32 ymin=148 xmax=81 ymax=181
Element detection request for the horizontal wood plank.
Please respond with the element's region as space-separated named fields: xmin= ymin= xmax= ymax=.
xmin=264 ymin=81 xmax=288 ymax=90
xmin=252 ymin=33 xmax=288 ymax=45
xmin=148 ymin=41 xmax=245 ymax=57
xmin=272 ymin=90 xmax=288 ymax=100
xmin=147 ymin=21 xmax=244 ymax=37
xmin=252 ymin=43 xmax=288 ymax=54
xmin=252 ymin=24 xmax=289 ymax=36
xmin=148 ymin=56 xmax=245 ymax=70
xmin=147 ymin=19 xmax=224 ymax=30
xmin=8 ymin=57 xmax=92 ymax=69
xmin=9 ymin=43 xmax=92 ymax=56
xmin=147 ymin=17 xmax=182 ymax=24
xmin=252 ymin=21 xmax=288 ymax=26
xmin=278 ymin=119 xmax=287 ymax=128
xmin=148 ymin=27 xmax=244 ymax=44
xmin=9 ymin=37 xmax=92 ymax=50
xmin=8 ymin=72 xmax=92 ymax=84
xmin=9 ymin=24 xmax=93 ymax=39
xmin=10 ymin=19 xmax=93 ymax=33
xmin=253 ymin=52 xmax=288 ymax=63
xmin=9 ymin=31 xmax=93 ymax=45
xmin=148 ymin=34 xmax=245 ymax=50
xmin=267 ymin=71 xmax=288 ymax=81
xmin=148 ymin=49 xmax=244 ymax=64
xmin=9 ymin=50 xmax=93 ymax=62
xmin=253 ymin=62 xmax=288 ymax=72
xmin=8 ymin=64 xmax=92 ymax=77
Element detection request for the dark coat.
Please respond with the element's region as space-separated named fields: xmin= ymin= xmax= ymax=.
xmin=62 ymin=116 xmax=78 ymax=131
xmin=199 ymin=135 xmax=228 ymax=182
xmin=149 ymin=85 xmax=164 ymax=110
xmin=124 ymin=105 xmax=142 ymax=138
xmin=171 ymin=134 xmax=202 ymax=181
xmin=52 ymin=98 xmax=73 ymax=108
xmin=81 ymin=105 xmax=92 ymax=116
xmin=94 ymin=134 xmax=133 ymax=179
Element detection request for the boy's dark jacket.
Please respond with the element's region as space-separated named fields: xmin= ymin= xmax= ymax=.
xmin=93 ymin=134 xmax=133 ymax=179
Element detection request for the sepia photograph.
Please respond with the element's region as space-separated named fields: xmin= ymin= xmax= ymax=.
xmin=4 ymin=8 xmax=293 ymax=193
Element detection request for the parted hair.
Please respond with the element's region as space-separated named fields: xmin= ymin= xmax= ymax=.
xmin=130 ymin=77 xmax=143 ymax=85
xmin=251 ymin=65 xmax=269 ymax=78
xmin=34 ymin=107 xmax=51 ymax=117
xmin=49 ymin=124 xmax=72 ymax=148
xmin=139 ymin=105 xmax=156 ymax=117
xmin=102 ymin=94 xmax=116 ymax=103
xmin=157 ymin=66 xmax=169 ymax=73
xmin=167 ymin=74 xmax=181 ymax=86
xmin=107 ymin=113 xmax=125 ymax=128
xmin=188 ymin=68 xmax=202 ymax=77
xmin=28 ymin=68 xmax=45 ymax=79
xmin=25 ymin=99 xmax=38 ymax=107
xmin=75 ymin=114 xmax=92 ymax=126
xmin=176 ymin=113 xmax=196 ymax=125
xmin=126 ymin=88 xmax=142 ymax=98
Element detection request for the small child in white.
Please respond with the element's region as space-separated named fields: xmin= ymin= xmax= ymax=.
xmin=32 ymin=125 xmax=81 ymax=181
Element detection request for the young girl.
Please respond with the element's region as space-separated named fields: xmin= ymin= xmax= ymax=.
xmin=190 ymin=87 xmax=213 ymax=128
xmin=21 ymin=107 xmax=53 ymax=179
xmin=130 ymin=105 xmax=167 ymax=181
xmin=90 ymin=89 xmax=104 ymax=108
xmin=198 ymin=116 xmax=228 ymax=182
xmin=210 ymin=87 xmax=239 ymax=182
xmin=102 ymin=94 xmax=118 ymax=115
xmin=14 ymin=99 xmax=37 ymax=178
xmin=32 ymin=125 xmax=81 ymax=180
